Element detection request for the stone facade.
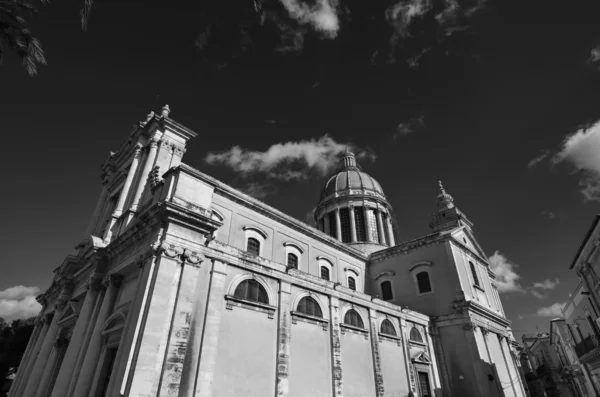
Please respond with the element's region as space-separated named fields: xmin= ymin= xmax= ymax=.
xmin=10 ymin=106 xmax=525 ymax=397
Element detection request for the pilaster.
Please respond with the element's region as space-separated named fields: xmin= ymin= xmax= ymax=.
xmin=364 ymin=206 xmax=374 ymax=243
xmin=12 ymin=317 xmax=49 ymax=397
xmin=329 ymin=296 xmax=343 ymax=397
xmin=385 ymin=215 xmax=395 ymax=246
xmin=129 ymin=139 xmax=159 ymax=213
xmin=335 ymin=208 xmax=342 ymax=242
xmin=276 ymin=281 xmax=293 ymax=397
xmin=195 ymin=259 xmax=228 ymax=397
xmin=157 ymin=249 xmax=205 ymax=397
xmin=368 ymin=308 xmax=384 ymax=397
xmin=9 ymin=319 xmax=43 ymax=396
xmin=376 ymin=210 xmax=386 ymax=246
xmin=400 ymin=318 xmax=417 ymax=394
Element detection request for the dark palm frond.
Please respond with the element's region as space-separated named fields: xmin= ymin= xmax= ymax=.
xmin=80 ymin=0 xmax=93 ymax=31
xmin=0 ymin=0 xmax=47 ymax=76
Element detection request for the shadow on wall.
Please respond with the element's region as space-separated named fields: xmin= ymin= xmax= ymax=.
xmin=447 ymin=354 xmax=509 ymax=397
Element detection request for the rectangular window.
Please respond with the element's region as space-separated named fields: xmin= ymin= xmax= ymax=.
xmin=340 ymin=208 xmax=351 ymax=243
xmin=381 ymin=281 xmax=393 ymax=301
xmin=469 ymin=261 xmax=481 ymax=287
xmin=354 ymin=207 xmax=366 ymax=242
xmin=367 ymin=210 xmax=379 ymax=242
xmin=328 ymin=212 xmax=337 ymax=238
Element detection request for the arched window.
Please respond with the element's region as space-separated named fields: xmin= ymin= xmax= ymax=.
xmin=416 ymin=272 xmax=432 ymax=293
xmin=344 ymin=309 xmax=364 ymax=328
xmin=297 ymin=296 xmax=323 ymax=318
xmin=328 ymin=212 xmax=337 ymax=238
xmin=234 ymin=279 xmax=268 ymax=304
xmin=348 ymin=276 xmax=356 ymax=291
xmin=381 ymin=280 xmax=393 ymax=301
xmin=287 ymin=253 xmax=298 ymax=269
xmin=354 ymin=207 xmax=366 ymax=242
xmin=469 ymin=262 xmax=480 ymax=287
xmin=320 ymin=266 xmax=330 ymax=281
xmin=380 ymin=319 xmax=396 ymax=336
xmin=410 ymin=327 xmax=423 ymax=342
xmin=247 ymin=237 xmax=260 ymax=256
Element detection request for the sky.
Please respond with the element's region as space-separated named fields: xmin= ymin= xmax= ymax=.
xmin=2 ymin=0 xmax=600 ymax=341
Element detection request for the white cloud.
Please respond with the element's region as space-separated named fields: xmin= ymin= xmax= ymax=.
xmin=537 ymin=302 xmax=565 ymax=317
xmin=532 ymin=278 xmax=560 ymax=290
xmin=531 ymin=290 xmax=546 ymax=299
xmin=279 ymin=0 xmax=340 ymax=37
xmin=488 ymin=251 xmax=525 ymax=293
xmin=386 ymin=0 xmax=431 ymax=39
xmin=527 ymin=150 xmax=550 ymax=168
xmin=590 ymin=45 xmax=600 ymax=64
xmin=239 ymin=181 xmax=275 ymax=200
xmin=0 ymin=286 xmax=42 ymax=322
xmin=395 ymin=114 xmax=425 ymax=137
xmin=553 ymin=120 xmax=600 ymax=201
xmin=205 ymin=135 xmax=375 ymax=181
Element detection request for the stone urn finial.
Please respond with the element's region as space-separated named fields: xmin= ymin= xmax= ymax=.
xmin=161 ymin=104 xmax=171 ymax=118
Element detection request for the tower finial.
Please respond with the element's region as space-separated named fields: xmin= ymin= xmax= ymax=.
xmin=340 ymin=148 xmax=357 ymax=169
xmin=436 ymin=179 xmax=454 ymax=210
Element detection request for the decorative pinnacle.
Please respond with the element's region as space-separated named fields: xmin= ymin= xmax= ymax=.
xmin=436 ymin=179 xmax=454 ymax=209
xmin=161 ymin=104 xmax=171 ymax=118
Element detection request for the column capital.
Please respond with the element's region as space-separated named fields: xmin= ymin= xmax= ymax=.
xmin=463 ymin=321 xmax=478 ymax=331
xmin=147 ymin=138 xmax=159 ymax=149
xmin=133 ymin=143 xmax=143 ymax=157
xmin=102 ymin=274 xmax=122 ymax=289
xmin=87 ymin=273 xmax=103 ymax=291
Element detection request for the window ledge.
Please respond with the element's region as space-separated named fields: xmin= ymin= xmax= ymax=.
xmin=224 ymin=294 xmax=276 ymax=319
xmin=408 ymin=339 xmax=427 ymax=347
xmin=291 ymin=311 xmax=329 ymax=330
xmin=379 ymin=332 xmax=402 ymax=346
xmin=473 ymin=284 xmax=485 ymax=292
xmin=340 ymin=323 xmax=369 ymax=339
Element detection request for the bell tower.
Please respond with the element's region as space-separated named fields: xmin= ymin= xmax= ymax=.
xmin=429 ymin=180 xmax=474 ymax=232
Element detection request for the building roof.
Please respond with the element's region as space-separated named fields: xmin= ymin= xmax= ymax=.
xmin=570 ymin=213 xmax=600 ymax=269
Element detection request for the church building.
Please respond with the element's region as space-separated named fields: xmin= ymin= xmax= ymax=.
xmin=10 ymin=106 xmax=527 ymax=397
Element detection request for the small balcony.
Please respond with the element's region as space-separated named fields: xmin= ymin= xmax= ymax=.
xmin=574 ymin=335 xmax=598 ymax=360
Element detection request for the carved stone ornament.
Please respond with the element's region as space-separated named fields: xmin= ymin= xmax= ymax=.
xmin=87 ymin=274 xmax=103 ymax=291
xmin=157 ymin=242 xmax=184 ymax=259
xmin=102 ymin=274 xmax=123 ymax=289
xmin=463 ymin=322 xmax=478 ymax=331
xmin=182 ymin=249 xmax=205 ymax=265
xmin=149 ymin=165 xmax=162 ymax=190
xmin=480 ymin=327 xmax=489 ymax=336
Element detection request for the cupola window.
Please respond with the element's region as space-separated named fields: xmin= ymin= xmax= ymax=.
xmin=354 ymin=207 xmax=366 ymax=242
xmin=340 ymin=208 xmax=351 ymax=242
xmin=328 ymin=212 xmax=337 ymax=238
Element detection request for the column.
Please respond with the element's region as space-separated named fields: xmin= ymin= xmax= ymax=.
xmin=129 ymin=139 xmax=159 ymax=212
xmin=276 ymin=282 xmax=293 ymax=397
xmin=195 ymin=260 xmax=229 ymax=397
xmin=84 ymin=184 xmax=109 ymax=237
xmin=349 ymin=205 xmax=357 ymax=242
xmin=364 ymin=207 xmax=373 ymax=243
xmin=49 ymin=276 xmax=102 ymax=397
xmin=113 ymin=144 xmax=143 ymax=218
xmin=35 ymin=338 xmax=64 ymax=397
xmin=424 ymin=327 xmax=443 ymax=392
xmin=335 ymin=208 xmax=342 ymax=242
xmin=368 ymin=308 xmax=384 ymax=397
xmin=386 ymin=215 xmax=395 ymax=246
xmin=72 ymin=275 xmax=121 ymax=397
xmin=324 ymin=215 xmax=331 ymax=236
xmin=329 ymin=297 xmax=343 ymax=397
xmin=9 ymin=320 xmax=43 ymax=397
xmin=23 ymin=301 xmax=68 ymax=397
xmin=376 ymin=210 xmax=387 ymax=246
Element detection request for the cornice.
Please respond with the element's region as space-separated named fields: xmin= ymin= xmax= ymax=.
xmin=174 ymin=164 xmax=368 ymax=261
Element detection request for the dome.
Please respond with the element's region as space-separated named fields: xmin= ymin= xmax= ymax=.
xmin=319 ymin=150 xmax=386 ymax=201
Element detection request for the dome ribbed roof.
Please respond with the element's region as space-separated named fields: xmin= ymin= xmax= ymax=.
xmin=319 ymin=150 xmax=385 ymax=200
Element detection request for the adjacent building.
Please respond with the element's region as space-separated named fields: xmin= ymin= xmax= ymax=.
xmin=9 ymin=106 xmax=526 ymax=397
